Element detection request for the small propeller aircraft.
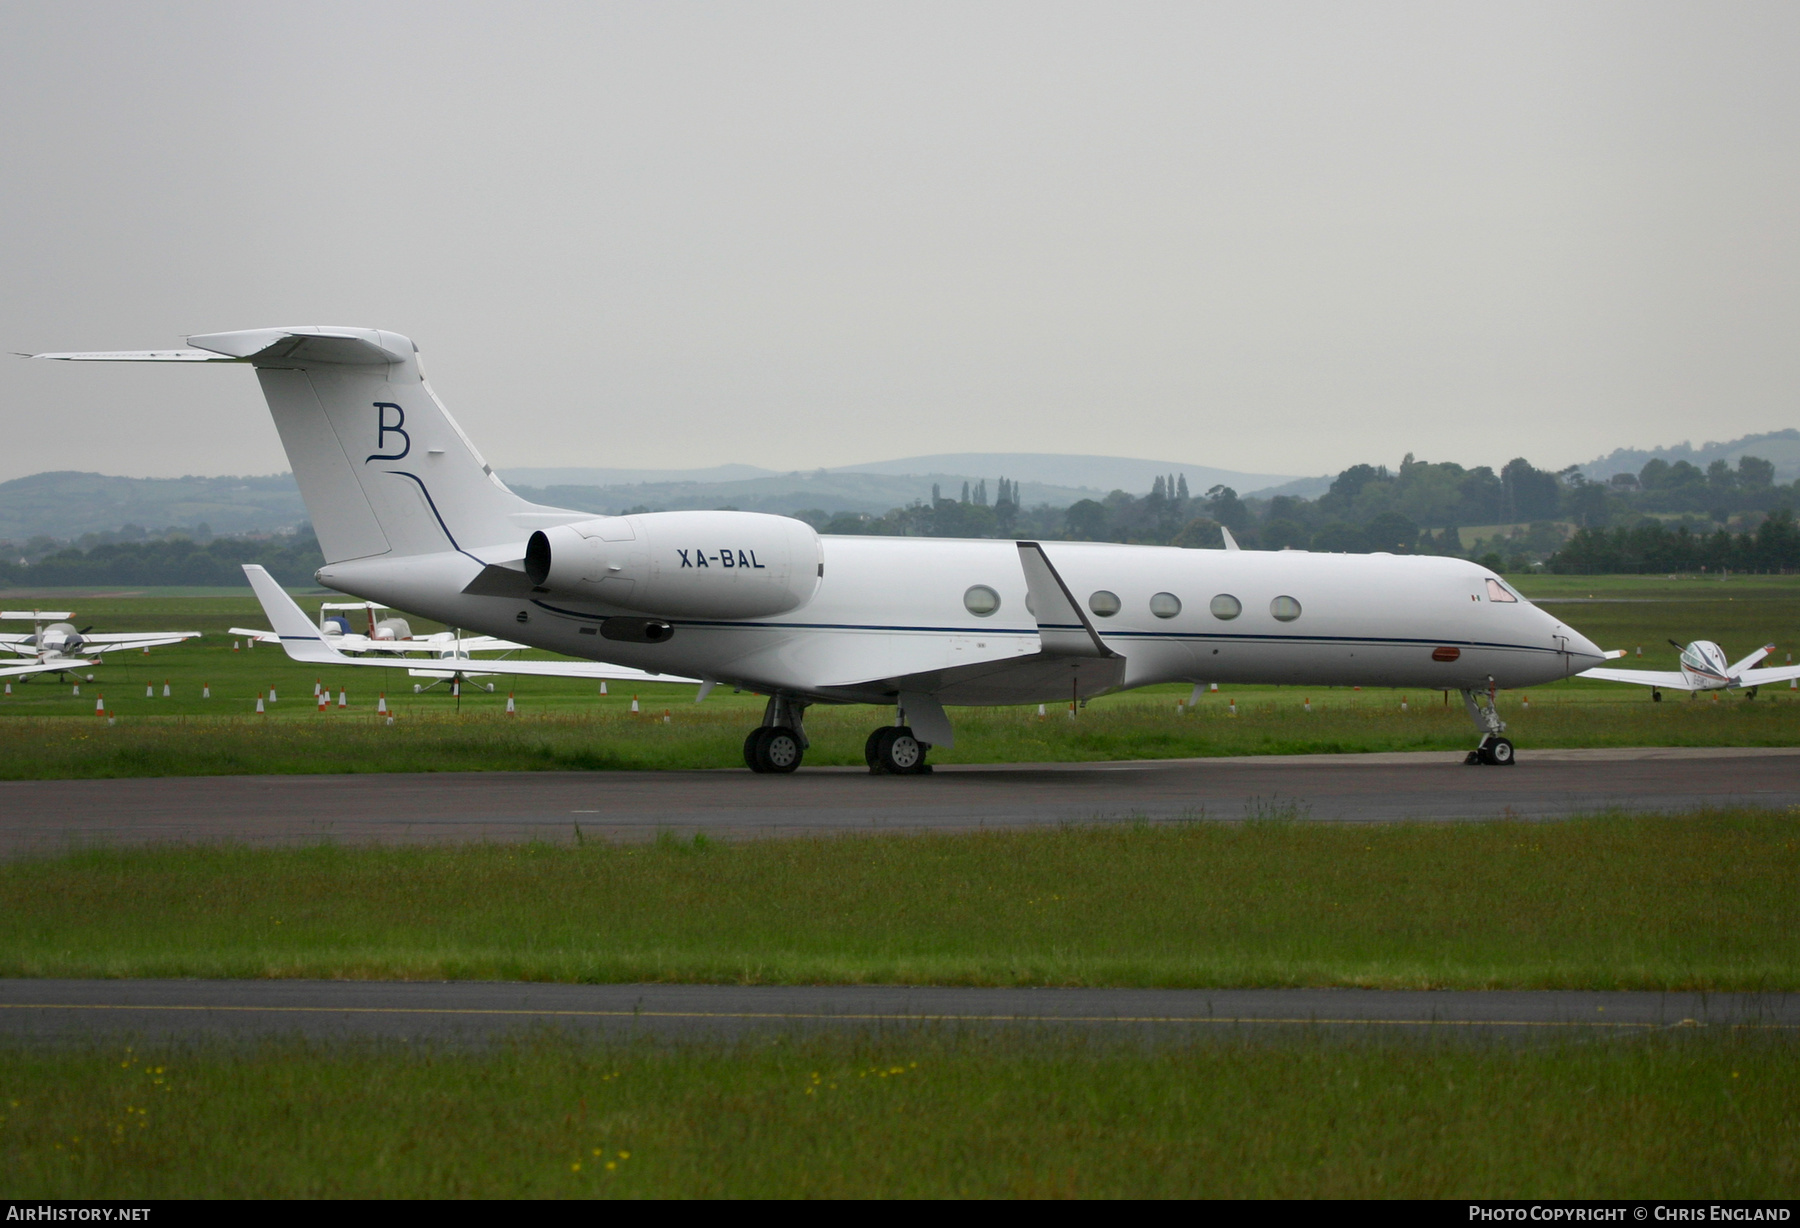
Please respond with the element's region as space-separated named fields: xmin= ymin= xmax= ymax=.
xmin=230 ymin=598 xmax=530 ymax=658
xmin=1579 ymin=639 xmax=1800 ymax=700
xmin=0 ymin=611 xmax=200 ymax=681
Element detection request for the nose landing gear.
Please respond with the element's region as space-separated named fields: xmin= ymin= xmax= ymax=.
xmin=1461 ymin=684 xmax=1516 ymax=766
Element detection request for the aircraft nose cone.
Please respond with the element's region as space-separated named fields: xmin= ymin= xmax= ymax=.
xmin=1561 ymin=624 xmax=1604 ymax=665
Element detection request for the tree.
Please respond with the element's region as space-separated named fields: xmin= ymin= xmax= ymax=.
xmin=1364 ymin=511 xmax=1419 ymax=553
xmin=1064 ymin=499 xmax=1108 ymax=540
xmin=1500 ymin=458 xmax=1559 ymax=521
xmin=1739 ymin=455 xmax=1775 ymax=489
xmin=1205 ymin=485 xmax=1249 ymax=532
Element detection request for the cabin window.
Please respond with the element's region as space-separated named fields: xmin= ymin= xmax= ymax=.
xmin=1149 ymin=592 xmax=1181 ymax=619
xmin=963 ymin=585 xmax=1001 ymax=617
xmin=1209 ymin=594 xmax=1242 ymax=620
xmin=1271 ymin=595 xmax=1302 ymax=622
xmin=1485 ymin=579 xmax=1517 ymax=603
xmin=1088 ymin=590 xmax=1122 ymax=617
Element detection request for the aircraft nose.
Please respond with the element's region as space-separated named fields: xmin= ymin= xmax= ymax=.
xmin=1559 ymin=622 xmax=1605 ymax=665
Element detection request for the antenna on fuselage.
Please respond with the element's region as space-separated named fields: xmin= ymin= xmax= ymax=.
xmin=1668 ymin=639 xmax=1685 ymax=651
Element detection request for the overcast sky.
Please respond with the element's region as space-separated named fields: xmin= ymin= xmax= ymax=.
xmin=2 ymin=1 xmax=1795 ymax=484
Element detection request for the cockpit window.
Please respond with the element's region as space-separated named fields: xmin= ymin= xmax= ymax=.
xmin=1485 ymin=579 xmax=1517 ymax=603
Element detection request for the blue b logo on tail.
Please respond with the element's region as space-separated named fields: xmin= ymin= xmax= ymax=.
xmin=366 ymin=402 xmax=410 ymax=462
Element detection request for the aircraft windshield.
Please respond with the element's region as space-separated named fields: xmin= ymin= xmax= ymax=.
xmin=1485 ymin=579 xmax=1517 ymax=603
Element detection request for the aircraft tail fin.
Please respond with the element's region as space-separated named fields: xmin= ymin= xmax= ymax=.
xmin=38 ymin=328 xmax=568 ymax=566
xmin=241 ymin=565 xmax=347 ymax=665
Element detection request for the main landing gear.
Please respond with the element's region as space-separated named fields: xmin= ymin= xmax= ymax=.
xmin=744 ymin=695 xmax=809 ymax=774
xmin=864 ymin=724 xmax=932 ymax=774
xmin=1461 ymin=685 xmax=1515 ymax=766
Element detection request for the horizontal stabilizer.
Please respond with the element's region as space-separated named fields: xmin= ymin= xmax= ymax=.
xmin=28 ymin=349 xmax=234 ymax=363
xmin=1 ymin=611 xmax=74 ymax=621
xmin=0 ymin=658 xmax=97 ymax=680
xmin=1730 ymin=644 xmax=1776 ymax=675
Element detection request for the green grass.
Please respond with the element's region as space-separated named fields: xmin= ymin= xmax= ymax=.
xmin=5 ymin=813 xmax=1796 ymax=989
xmin=1 ymin=580 xmax=1795 ymax=779
xmin=3 ymin=1030 xmax=1794 ymax=1197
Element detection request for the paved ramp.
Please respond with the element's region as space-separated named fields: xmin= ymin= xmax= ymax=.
xmin=1 ymin=746 xmax=1795 ymax=854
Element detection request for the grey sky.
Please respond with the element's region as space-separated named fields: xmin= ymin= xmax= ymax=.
xmin=2 ymin=1 xmax=1795 ymax=484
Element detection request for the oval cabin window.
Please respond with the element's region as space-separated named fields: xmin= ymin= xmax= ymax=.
xmin=963 ymin=585 xmax=1001 ymax=617
xmin=1271 ymin=595 xmax=1302 ymax=622
xmin=1088 ymin=590 xmax=1122 ymax=617
xmin=1149 ymin=592 xmax=1181 ymax=619
xmin=1209 ymin=594 xmax=1242 ymax=620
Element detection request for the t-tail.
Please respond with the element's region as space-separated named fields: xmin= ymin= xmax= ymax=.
xmin=33 ymin=327 xmax=565 ymax=565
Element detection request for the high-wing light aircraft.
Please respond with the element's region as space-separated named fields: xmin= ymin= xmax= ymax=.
xmin=1580 ymin=640 xmax=1800 ymax=700
xmin=1 ymin=610 xmax=199 ymax=681
xmin=36 ymin=326 xmax=1608 ymax=771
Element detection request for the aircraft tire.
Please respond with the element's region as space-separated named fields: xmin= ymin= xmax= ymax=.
xmin=747 ymin=726 xmax=803 ymax=774
xmin=871 ymin=726 xmax=928 ymax=775
xmin=1486 ymin=737 xmax=1515 ymax=766
xmin=1652 ymin=690 xmax=1662 ymax=703
xmin=864 ymin=727 xmax=886 ymax=769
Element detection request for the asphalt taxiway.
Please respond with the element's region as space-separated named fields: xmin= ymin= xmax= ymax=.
xmin=0 ymin=746 xmax=1794 ymax=853
xmin=1 ymin=980 xmax=1793 ymax=1043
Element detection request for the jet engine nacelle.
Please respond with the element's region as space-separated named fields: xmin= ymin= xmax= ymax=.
xmin=525 ymin=511 xmax=822 ymax=620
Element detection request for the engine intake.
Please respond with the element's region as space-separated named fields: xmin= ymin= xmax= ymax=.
xmin=524 ymin=510 xmax=822 ymax=620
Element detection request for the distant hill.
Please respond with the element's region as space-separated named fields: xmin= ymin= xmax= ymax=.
xmin=1575 ymin=430 xmax=1800 ymax=484
xmin=0 ymin=471 xmax=307 ymax=544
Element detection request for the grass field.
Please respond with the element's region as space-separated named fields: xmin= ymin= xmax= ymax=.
xmin=0 ymin=576 xmax=1796 ymax=777
xmin=4 ymin=1029 xmax=1794 ymax=1198
xmin=4 ymin=812 xmax=1794 ymax=989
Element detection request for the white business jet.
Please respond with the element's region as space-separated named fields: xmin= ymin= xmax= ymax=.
xmin=36 ymin=327 xmax=1607 ymax=771
xmin=231 ymin=598 xmax=532 ymax=658
xmin=1580 ymin=640 xmax=1800 ymax=701
xmin=1 ymin=610 xmax=200 ymax=681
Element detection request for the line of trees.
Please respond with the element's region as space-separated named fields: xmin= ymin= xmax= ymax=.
xmin=0 ymin=528 xmax=323 ymax=587
xmin=797 ymin=451 xmax=1800 ymax=573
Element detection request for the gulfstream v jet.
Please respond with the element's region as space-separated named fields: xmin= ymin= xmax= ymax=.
xmin=36 ymin=326 xmax=1606 ymax=771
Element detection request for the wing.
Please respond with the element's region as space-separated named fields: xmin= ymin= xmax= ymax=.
xmin=1729 ymin=644 xmax=1776 ymax=675
xmin=81 ymin=633 xmax=202 ymax=654
xmin=1577 ymin=667 xmax=1695 ymax=689
xmin=1737 ymin=664 xmax=1800 ymax=687
xmin=227 ymin=627 xmax=282 ymax=643
xmin=0 ymin=658 xmax=97 ymax=680
xmin=241 ymin=564 xmax=701 ymax=685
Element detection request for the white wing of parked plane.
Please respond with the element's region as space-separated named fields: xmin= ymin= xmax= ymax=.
xmin=0 ymin=657 xmax=97 ymax=680
xmin=1729 ymin=644 xmax=1776 ymax=675
xmin=1 ymin=612 xmax=74 ymax=621
xmin=1737 ymin=664 xmax=1800 ymax=687
xmin=74 ymin=633 xmax=201 ymax=654
xmin=1576 ymin=666 xmax=1696 ymax=690
xmin=241 ymin=565 xmax=701 ymax=686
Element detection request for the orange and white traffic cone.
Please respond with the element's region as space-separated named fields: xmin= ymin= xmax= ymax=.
xmin=377 ymin=694 xmax=389 ymax=715
xmin=630 ymin=695 xmax=640 ymax=714
xmin=163 ymin=681 xmax=170 ymax=698
xmin=1401 ymin=697 xmax=1408 ymax=713
xmin=313 ymin=679 xmax=321 ymax=698
xmin=268 ymin=687 xmax=277 ymax=703
xmin=202 ymin=683 xmax=210 ymax=699
xmin=1304 ymin=697 xmax=1312 ymax=713
xmin=337 ymin=689 xmax=347 ymax=709
xmin=1228 ymin=699 xmax=1238 ymax=717
xmin=317 ymin=689 xmax=328 ymax=712
xmin=1522 ymin=694 xmax=1530 ymax=708
xmin=504 ymin=692 xmax=516 ymax=715
xmin=256 ymin=694 xmax=266 ymax=714
xmin=663 ymin=708 xmax=671 ymax=723
xmin=146 ymin=684 xmax=154 ymax=698
xmin=95 ymin=694 xmax=106 ymax=717
xmin=599 ymin=681 xmax=608 ymax=696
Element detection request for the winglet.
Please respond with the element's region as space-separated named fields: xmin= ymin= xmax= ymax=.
xmin=1016 ymin=542 xmax=1118 ymax=658
xmin=242 ymin=565 xmax=349 ymax=665
xmin=1220 ymin=526 xmax=1241 ymax=552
